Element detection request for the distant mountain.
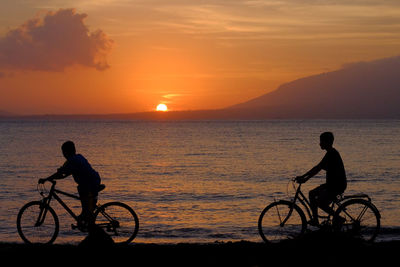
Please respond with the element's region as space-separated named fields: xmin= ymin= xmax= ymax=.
xmin=226 ymin=56 xmax=400 ymax=119
xmin=2 ymin=56 xmax=400 ymax=120
xmin=0 ymin=110 xmax=15 ymax=117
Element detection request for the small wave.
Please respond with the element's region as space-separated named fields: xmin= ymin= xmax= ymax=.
xmin=137 ymin=224 xmax=258 ymax=242
xmin=127 ymin=192 xmax=254 ymax=203
xmin=139 ymin=227 xmax=212 ymax=239
xmin=376 ymin=229 xmax=400 ymax=242
xmin=184 ymin=153 xmax=209 ymax=156
xmin=142 ymin=171 xmax=183 ymax=176
xmin=207 ymin=233 xmax=241 ymax=239
xmin=184 ymin=152 xmax=225 ymax=157
xmin=378 ymin=226 xmax=400 ymax=236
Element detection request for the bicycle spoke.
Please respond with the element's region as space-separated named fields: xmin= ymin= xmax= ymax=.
xmin=335 ymin=199 xmax=380 ymax=242
xmin=95 ymin=202 xmax=139 ymax=244
xmin=258 ymin=201 xmax=305 ymax=243
xmin=356 ymin=205 xmax=369 ymax=222
xmin=17 ymin=201 xmax=59 ymax=244
xmin=275 ymin=204 xmax=282 ymax=224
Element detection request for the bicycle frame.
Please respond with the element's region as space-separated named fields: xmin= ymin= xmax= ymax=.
xmin=289 ymin=182 xmax=343 ymax=223
xmin=39 ymin=181 xmax=81 ymax=223
xmin=18 ymin=180 xmax=139 ymax=245
xmin=38 ymin=182 xmax=114 ymax=228
xmin=291 ymin=183 xmax=314 ymax=221
xmin=259 ymin=180 xmax=381 ymax=243
xmin=290 ymin=181 xmax=375 ymax=223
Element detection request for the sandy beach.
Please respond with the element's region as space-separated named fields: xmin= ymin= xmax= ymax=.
xmin=1 ymin=232 xmax=399 ymax=266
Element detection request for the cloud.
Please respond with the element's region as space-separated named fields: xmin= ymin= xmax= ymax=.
xmin=162 ymin=94 xmax=183 ymax=99
xmin=0 ymin=8 xmax=113 ymax=72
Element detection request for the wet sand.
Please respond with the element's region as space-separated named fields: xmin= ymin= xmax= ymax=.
xmin=1 ymin=233 xmax=399 ymax=266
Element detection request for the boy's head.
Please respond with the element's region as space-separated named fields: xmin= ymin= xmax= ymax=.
xmin=320 ymin=132 xmax=334 ymax=150
xmin=61 ymin=141 xmax=76 ymax=159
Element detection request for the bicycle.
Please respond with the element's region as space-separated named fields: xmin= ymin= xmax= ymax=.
xmin=17 ymin=180 xmax=139 ymax=245
xmin=258 ymin=178 xmax=380 ymax=243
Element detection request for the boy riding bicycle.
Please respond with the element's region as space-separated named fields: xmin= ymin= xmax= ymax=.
xmin=39 ymin=141 xmax=101 ymax=227
xmin=295 ymin=132 xmax=347 ymax=226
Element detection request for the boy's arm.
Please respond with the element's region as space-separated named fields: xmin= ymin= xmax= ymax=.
xmin=47 ymin=172 xmax=66 ymax=180
xmin=38 ymin=168 xmax=70 ymax=184
xmin=296 ymin=164 xmax=322 ymax=183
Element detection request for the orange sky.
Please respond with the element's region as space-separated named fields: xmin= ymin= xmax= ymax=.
xmin=1 ymin=1 xmax=400 ymax=114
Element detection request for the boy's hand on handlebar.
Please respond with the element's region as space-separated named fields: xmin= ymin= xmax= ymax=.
xmin=38 ymin=178 xmax=47 ymax=184
xmin=295 ymin=176 xmax=306 ymax=184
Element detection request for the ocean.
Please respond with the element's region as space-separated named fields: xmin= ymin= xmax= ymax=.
xmin=0 ymin=120 xmax=399 ymax=244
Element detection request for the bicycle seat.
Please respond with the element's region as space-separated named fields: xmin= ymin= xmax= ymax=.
xmin=98 ymin=184 xmax=106 ymax=192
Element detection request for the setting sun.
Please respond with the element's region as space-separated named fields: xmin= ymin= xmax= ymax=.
xmin=156 ymin=104 xmax=168 ymax=112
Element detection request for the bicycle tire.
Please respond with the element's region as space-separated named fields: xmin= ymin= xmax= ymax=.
xmin=333 ymin=198 xmax=380 ymax=242
xmin=94 ymin=201 xmax=139 ymax=244
xmin=258 ymin=200 xmax=306 ymax=243
xmin=16 ymin=201 xmax=59 ymax=244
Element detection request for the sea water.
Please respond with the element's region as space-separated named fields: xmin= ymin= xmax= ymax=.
xmin=0 ymin=120 xmax=399 ymax=243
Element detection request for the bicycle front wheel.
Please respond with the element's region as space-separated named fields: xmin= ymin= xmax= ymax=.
xmin=16 ymin=201 xmax=59 ymax=244
xmin=334 ymin=199 xmax=380 ymax=242
xmin=94 ymin=202 xmax=139 ymax=244
xmin=258 ymin=200 xmax=306 ymax=243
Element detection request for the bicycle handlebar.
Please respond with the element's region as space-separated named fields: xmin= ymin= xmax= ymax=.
xmin=293 ymin=176 xmax=307 ymax=184
xmin=38 ymin=178 xmax=56 ymax=185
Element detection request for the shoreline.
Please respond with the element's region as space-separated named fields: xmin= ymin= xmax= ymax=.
xmin=2 ymin=233 xmax=400 ymax=266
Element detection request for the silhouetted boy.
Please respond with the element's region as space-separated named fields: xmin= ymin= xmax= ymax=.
xmin=296 ymin=132 xmax=347 ymax=225
xmin=39 ymin=141 xmax=101 ymax=226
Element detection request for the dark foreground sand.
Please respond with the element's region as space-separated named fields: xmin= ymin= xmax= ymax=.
xmin=1 ymin=233 xmax=399 ymax=266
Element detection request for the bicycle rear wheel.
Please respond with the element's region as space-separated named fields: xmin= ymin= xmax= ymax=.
xmin=334 ymin=199 xmax=380 ymax=242
xmin=258 ymin=200 xmax=306 ymax=243
xmin=16 ymin=201 xmax=59 ymax=244
xmin=94 ymin=202 xmax=139 ymax=244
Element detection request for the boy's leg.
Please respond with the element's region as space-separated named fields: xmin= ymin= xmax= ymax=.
xmin=79 ymin=189 xmax=97 ymax=225
xmin=80 ymin=193 xmax=97 ymax=225
xmin=309 ymin=185 xmax=323 ymax=224
xmin=318 ymin=188 xmax=342 ymax=217
xmin=79 ymin=194 xmax=89 ymax=220
xmin=86 ymin=192 xmax=97 ymax=225
xmin=317 ymin=193 xmax=335 ymax=216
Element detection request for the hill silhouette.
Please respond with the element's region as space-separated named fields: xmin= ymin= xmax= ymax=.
xmin=226 ymin=55 xmax=400 ymax=119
